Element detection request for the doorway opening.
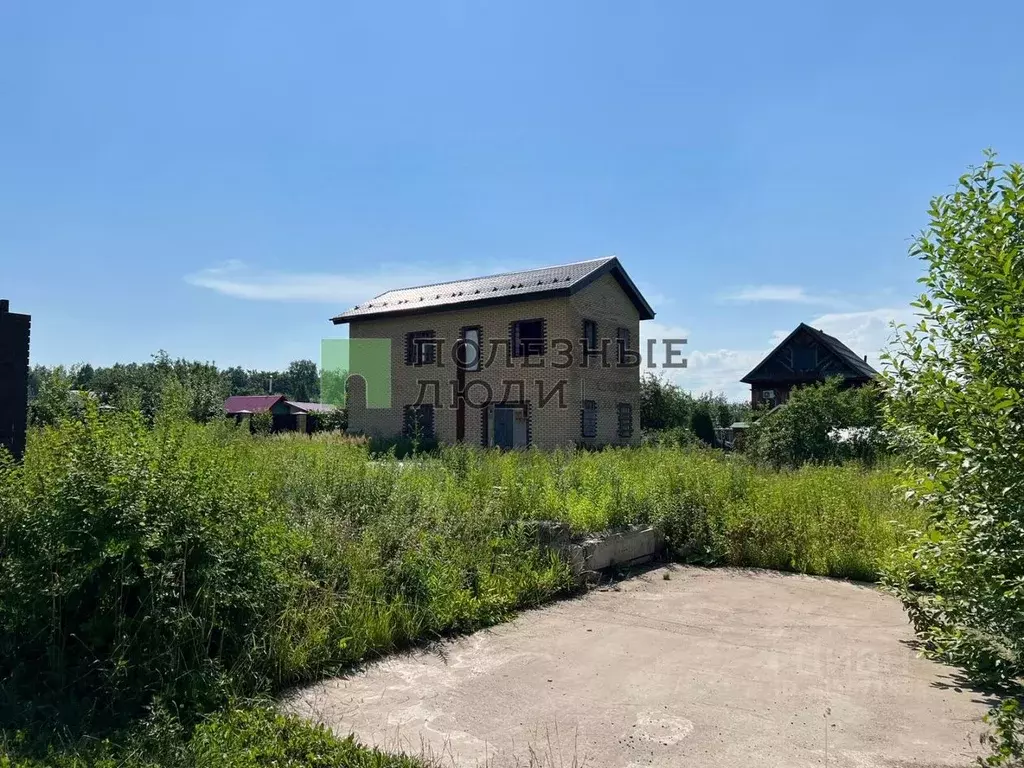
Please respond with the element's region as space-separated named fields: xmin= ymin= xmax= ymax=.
xmin=486 ymin=403 xmax=529 ymax=449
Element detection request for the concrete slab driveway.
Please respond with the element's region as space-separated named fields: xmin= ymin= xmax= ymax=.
xmin=287 ymin=566 xmax=990 ymax=767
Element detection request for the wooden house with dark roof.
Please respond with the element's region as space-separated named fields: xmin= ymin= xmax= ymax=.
xmin=740 ymin=323 xmax=878 ymax=408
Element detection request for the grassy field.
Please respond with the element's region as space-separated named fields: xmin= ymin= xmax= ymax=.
xmin=0 ymin=408 xmax=919 ymax=766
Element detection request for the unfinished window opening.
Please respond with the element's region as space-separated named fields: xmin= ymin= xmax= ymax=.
xmin=511 ymin=318 xmax=546 ymax=357
xmin=406 ymin=330 xmax=437 ymax=366
xmin=581 ymin=399 xmax=598 ymax=439
xmin=617 ymin=403 xmax=633 ymax=439
xmin=403 ymin=404 xmax=435 ymax=440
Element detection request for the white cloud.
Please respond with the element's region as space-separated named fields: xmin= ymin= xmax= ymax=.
xmin=641 ymin=321 xmax=756 ymax=399
xmin=721 ymin=285 xmax=827 ymax=304
xmin=640 ymin=320 xmax=690 ymax=350
xmin=721 ymin=284 xmax=863 ymax=309
xmin=185 ymin=260 xmax=449 ymax=305
xmin=678 ymin=348 xmax=767 ymax=400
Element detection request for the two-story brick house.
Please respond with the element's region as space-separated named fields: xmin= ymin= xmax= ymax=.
xmin=330 ymin=257 xmax=655 ymax=449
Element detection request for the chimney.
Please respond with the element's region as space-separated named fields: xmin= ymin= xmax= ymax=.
xmin=863 ymin=355 xmax=867 ymax=362
xmin=0 ymin=299 xmax=8 ymax=313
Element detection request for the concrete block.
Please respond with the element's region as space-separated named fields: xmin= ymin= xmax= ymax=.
xmin=578 ymin=527 xmax=666 ymax=572
xmin=536 ymin=522 xmax=665 ymax=580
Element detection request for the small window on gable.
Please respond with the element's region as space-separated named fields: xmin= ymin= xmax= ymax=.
xmin=617 ymin=403 xmax=633 ymax=438
xmin=581 ymin=399 xmax=598 ymax=439
xmin=761 ymin=389 xmax=776 ymax=405
xmin=406 ymin=330 xmax=436 ymax=366
xmin=793 ymin=345 xmax=816 ymax=372
xmin=403 ymin=404 xmax=435 ymax=440
xmin=511 ymin=318 xmax=546 ymax=357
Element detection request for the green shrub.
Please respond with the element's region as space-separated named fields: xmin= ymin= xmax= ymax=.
xmin=248 ymin=411 xmax=273 ymax=435
xmin=0 ymin=408 xmax=307 ymax=731
xmin=27 ymin=366 xmax=80 ymax=427
xmin=0 ymin=409 xmax=570 ymax=739
xmin=366 ymin=434 xmax=438 ymax=458
xmin=313 ymin=407 xmax=347 ymax=433
xmin=746 ymin=378 xmax=885 ymax=468
xmin=882 ymin=153 xmax=1024 ymax=763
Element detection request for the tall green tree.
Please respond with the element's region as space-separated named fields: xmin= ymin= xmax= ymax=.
xmin=883 ymin=153 xmax=1024 ymax=764
xmin=27 ymin=366 xmax=78 ymax=427
xmin=284 ymin=359 xmax=319 ymax=402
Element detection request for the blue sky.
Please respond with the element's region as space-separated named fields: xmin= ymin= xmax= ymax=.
xmin=3 ymin=1 xmax=1023 ymax=399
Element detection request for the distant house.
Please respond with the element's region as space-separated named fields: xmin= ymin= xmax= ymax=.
xmin=330 ymin=256 xmax=655 ymax=449
xmin=224 ymin=395 xmax=335 ymax=433
xmin=740 ymin=323 xmax=878 ymax=408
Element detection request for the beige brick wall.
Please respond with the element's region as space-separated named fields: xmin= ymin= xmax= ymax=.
xmin=568 ymin=273 xmax=641 ymax=446
xmin=345 ymin=274 xmax=641 ymax=449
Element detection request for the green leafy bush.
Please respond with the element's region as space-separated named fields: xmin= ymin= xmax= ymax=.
xmin=745 ymin=378 xmax=885 ymax=468
xmin=0 ymin=410 xmax=570 ymax=741
xmin=27 ymin=366 xmax=81 ymax=427
xmin=313 ymin=407 xmax=347 ymax=433
xmin=0 ymin=408 xmax=311 ymax=731
xmin=882 ymin=153 xmax=1024 ymax=763
xmin=248 ymin=410 xmax=273 ymax=434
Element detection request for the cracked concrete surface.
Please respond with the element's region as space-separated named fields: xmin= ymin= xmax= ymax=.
xmin=285 ymin=566 xmax=990 ymax=767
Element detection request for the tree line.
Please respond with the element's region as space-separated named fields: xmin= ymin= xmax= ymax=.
xmin=640 ymin=373 xmax=752 ymax=444
xmin=27 ymin=352 xmax=322 ymax=426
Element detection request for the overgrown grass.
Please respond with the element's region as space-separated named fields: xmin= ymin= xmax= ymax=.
xmin=367 ymin=443 xmax=915 ymax=580
xmin=0 ymin=408 xmax=917 ymax=766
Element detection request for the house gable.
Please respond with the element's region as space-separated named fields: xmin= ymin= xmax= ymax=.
xmin=741 ymin=323 xmax=877 ymax=385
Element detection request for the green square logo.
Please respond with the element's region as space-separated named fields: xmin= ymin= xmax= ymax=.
xmin=321 ymin=338 xmax=392 ymax=408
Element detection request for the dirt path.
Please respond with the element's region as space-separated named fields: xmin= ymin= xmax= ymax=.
xmin=286 ymin=566 xmax=989 ymax=767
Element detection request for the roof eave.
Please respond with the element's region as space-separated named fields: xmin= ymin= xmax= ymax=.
xmin=741 ymin=372 xmax=874 ymax=385
xmin=331 ymin=286 xmax=575 ymax=324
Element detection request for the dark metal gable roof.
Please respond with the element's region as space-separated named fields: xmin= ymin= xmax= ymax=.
xmin=810 ymin=326 xmax=879 ymax=379
xmin=740 ymin=323 xmax=878 ymax=384
xmin=330 ymin=256 xmax=655 ymax=323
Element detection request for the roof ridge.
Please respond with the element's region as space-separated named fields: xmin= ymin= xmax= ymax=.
xmin=805 ymin=324 xmax=871 ymax=360
xmin=369 ymin=256 xmax=616 ymax=298
xmin=741 ymin=322 xmax=878 ymax=382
